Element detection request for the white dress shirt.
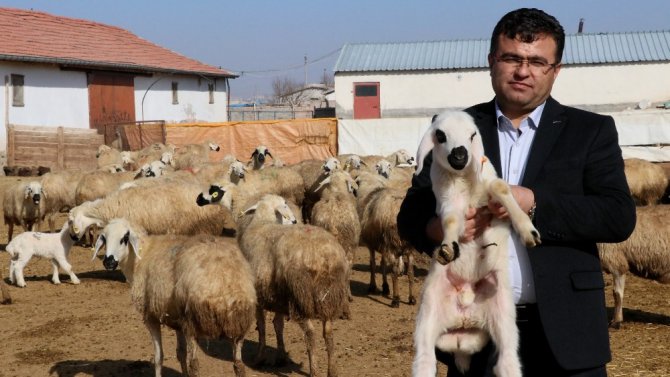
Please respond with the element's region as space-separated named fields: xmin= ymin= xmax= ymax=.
xmin=495 ymin=102 xmax=545 ymax=304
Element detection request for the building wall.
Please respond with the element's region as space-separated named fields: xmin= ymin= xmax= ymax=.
xmin=334 ymin=62 xmax=670 ymax=118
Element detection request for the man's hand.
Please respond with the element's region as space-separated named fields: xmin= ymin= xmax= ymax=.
xmin=488 ymin=185 xmax=535 ymax=219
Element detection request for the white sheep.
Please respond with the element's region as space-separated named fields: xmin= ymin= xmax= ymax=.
xmin=93 ymin=218 xmax=256 ymax=377
xmin=248 ymin=145 xmax=273 ymax=170
xmin=624 ymin=158 xmax=669 ymax=205
xmin=361 ymin=148 xmax=416 ymax=168
xmin=412 ymin=110 xmax=540 ymax=377
xmin=96 ymin=144 xmax=123 ymax=169
xmin=172 ymin=140 xmax=221 ymax=170
xmin=197 ymin=192 xmax=349 ymax=377
xmin=598 ymin=204 xmax=670 ymax=329
xmin=40 ymin=170 xmax=85 ymax=232
xmin=3 ymin=180 xmax=47 ymax=241
xmin=74 ymin=170 xmax=140 ymax=205
xmin=3 ymin=221 xmax=80 ymax=287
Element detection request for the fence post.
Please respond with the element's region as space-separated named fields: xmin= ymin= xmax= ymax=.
xmin=6 ymin=124 xmax=14 ymax=166
xmin=57 ymin=126 xmax=65 ymax=170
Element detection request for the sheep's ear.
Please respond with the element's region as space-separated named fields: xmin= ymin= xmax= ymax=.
xmin=415 ymin=122 xmax=437 ymax=175
xmin=250 ymin=150 xmax=258 ymax=158
xmin=129 ymin=232 xmax=141 ymax=260
xmin=266 ymin=150 xmax=273 ymax=159
xmin=315 ymin=176 xmax=332 ymax=192
xmin=92 ymin=235 xmax=106 ymax=261
xmin=23 ymin=186 xmax=31 ymax=199
xmin=360 ymin=159 xmax=368 ymax=166
xmin=242 ymin=203 xmax=258 ymax=215
xmin=41 ymin=189 xmax=47 ymax=198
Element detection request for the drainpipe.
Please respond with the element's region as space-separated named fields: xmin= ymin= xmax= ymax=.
xmin=226 ymin=78 xmax=231 ymax=122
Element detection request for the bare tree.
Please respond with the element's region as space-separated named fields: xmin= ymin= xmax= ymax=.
xmin=271 ymin=76 xmax=306 ymax=107
xmin=320 ymin=69 xmax=334 ymax=88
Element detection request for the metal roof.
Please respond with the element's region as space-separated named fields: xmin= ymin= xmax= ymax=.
xmin=334 ymin=30 xmax=670 ymax=73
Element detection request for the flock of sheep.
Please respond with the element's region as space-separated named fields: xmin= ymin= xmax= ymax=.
xmin=0 ymin=138 xmax=668 ymax=376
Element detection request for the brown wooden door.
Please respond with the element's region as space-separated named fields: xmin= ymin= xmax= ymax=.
xmin=353 ymin=82 xmax=380 ymax=119
xmin=88 ymin=72 xmax=136 ymax=132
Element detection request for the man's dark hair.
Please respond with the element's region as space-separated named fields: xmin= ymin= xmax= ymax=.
xmin=490 ymin=8 xmax=565 ymax=63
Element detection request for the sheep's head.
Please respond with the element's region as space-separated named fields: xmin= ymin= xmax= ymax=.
xmin=196 ymin=183 xmax=234 ymax=210
xmin=96 ymin=145 xmax=112 ymax=158
xmin=322 ymin=157 xmax=341 ymax=174
xmin=160 ymin=151 xmax=174 ymax=166
xmin=139 ymin=160 xmax=166 ymax=178
xmin=92 ymin=218 xmax=141 ymax=271
xmin=393 ymin=149 xmax=415 ymax=166
xmin=375 ymin=160 xmax=393 ymax=179
xmin=250 ymin=145 xmax=272 ymax=168
xmin=315 ymin=171 xmax=357 ymax=195
xmin=24 ymin=181 xmax=44 ymax=204
xmin=68 ymin=200 xmax=105 ymax=241
xmin=344 ymin=155 xmax=366 ymax=170
xmin=208 ymin=141 xmax=221 ymax=152
xmin=415 ymin=111 xmax=483 ymax=177
xmin=120 ymin=151 xmax=136 ymax=165
xmin=228 ymin=160 xmax=247 ymax=182
xmin=242 ymin=194 xmax=297 ymax=225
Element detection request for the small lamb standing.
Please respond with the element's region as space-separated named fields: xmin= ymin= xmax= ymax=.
xmin=412 ymin=110 xmax=541 ymax=377
xmin=3 ymin=221 xmax=80 ymax=287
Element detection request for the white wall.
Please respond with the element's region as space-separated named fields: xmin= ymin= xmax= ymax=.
xmin=335 ymin=62 xmax=670 ymax=118
xmin=135 ymin=74 xmax=229 ymax=123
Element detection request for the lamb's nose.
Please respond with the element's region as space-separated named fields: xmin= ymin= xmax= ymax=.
xmin=447 ymin=146 xmax=469 ymax=170
xmin=103 ymin=255 xmax=118 ymax=271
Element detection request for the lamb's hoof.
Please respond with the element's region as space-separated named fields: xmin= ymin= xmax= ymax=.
xmin=382 ymin=282 xmax=390 ymax=296
xmin=390 ymin=297 xmax=400 ymax=308
xmin=71 ymin=280 xmax=81 ymax=285
xmin=408 ymin=296 xmax=417 ymax=305
xmin=609 ymin=320 xmax=622 ymax=330
xmin=435 ymin=243 xmax=460 ymax=265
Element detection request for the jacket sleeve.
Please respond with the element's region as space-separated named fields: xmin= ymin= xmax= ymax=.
xmin=397 ymin=153 xmax=438 ymax=255
xmin=532 ymin=115 xmax=636 ymax=243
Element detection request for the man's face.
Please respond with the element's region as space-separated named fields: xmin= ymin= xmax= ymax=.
xmin=488 ymin=33 xmax=561 ymax=119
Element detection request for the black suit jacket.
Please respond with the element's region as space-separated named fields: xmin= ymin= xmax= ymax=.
xmin=397 ymin=97 xmax=636 ymax=370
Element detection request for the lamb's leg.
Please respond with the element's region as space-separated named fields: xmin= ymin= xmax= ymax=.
xmin=488 ymin=179 xmax=541 ymax=247
xmin=8 ymin=260 xmax=15 ymax=285
xmin=412 ymin=277 xmax=441 ymax=376
xmin=253 ymin=307 xmax=267 ymax=365
xmin=231 ymin=335 xmax=246 ymax=377
xmin=488 ymin=275 xmax=522 ymax=377
xmin=273 ymin=312 xmax=289 ymax=366
xmin=610 ymin=272 xmax=626 ymax=329
xmin=368 ymin=247 xmax=379 ymax=294
xmin=53 ymin=256 xmax=80 ymax=285
xmin=50 ymin=260 xmax=62 ymax=285
xmin=299 ymin=319 xmax=318 ymax=377
xmin=13 ymin=258 xmax=29 ymax=288
xmin=438 ymin=213 xmax=463 ymax=264
xmin=145 ymin=318 xmax=164 ymax=377
xmin=323 ymin=319 xmax=338 ymax=377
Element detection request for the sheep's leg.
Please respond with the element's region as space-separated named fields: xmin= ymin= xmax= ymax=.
xmin=390 ymin=252 xmax=401 ymax=308
xmin=273 ymin=313 xmax=289 ymax=366
xmin=48 ymin=214 xmax=55 ymax=233
xmin=367 ymin=247 xmax=379 ymax=294
xmin=299 ymin=319 xmax=318 ymax=377
xmin=145 ymin=319 xmax=164 ymax=377
xmin=53 ymin=256 xmax=80 ymax=285
xmin=610 ymin=272 xmax=626 ymax=329
xmin=176 ymin=329 xmax=188 ymax=375
xmin=50 ymin=260 xmax=62 ymax=285
xmin=185 ymin=332 xmax=200 ymax=377
xmin=231 ymin=335 xmax=246 ymax=377
xmin=438 ymin=212 xmax=463 ymax=264
xmin=253 ymin=307 xmax=267 ymax=365
xmin=407 ymin=251 xmax=416 ymax=305
xmin=381 ymin=252 xmax=390 ymax=296
xmin=7 ymin=223 xmax=13 ymax=243
xmin=0 ymin=278 xmax=11 ymax=305
xmin=412 ymin=274 xmax=441 ymax=376
xmin=323 ymin=319 xmax=338 ymax=377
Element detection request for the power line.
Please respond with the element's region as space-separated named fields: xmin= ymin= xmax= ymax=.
xmin=232 ymin=47 xmax=341 ymax=77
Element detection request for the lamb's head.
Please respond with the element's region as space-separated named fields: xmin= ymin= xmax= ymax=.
xmin=392 ymin=149 xmax=415 ymax=166
xmin=92 ymin=218 xmax=141 ymax=271
xmin=242 ymin=194 xmax=297 ymax=225
xmin=24 ymin=181 xmax=45 ymax=204
xmin=375 ymin=160 xmax=393 ymax=179
xmin=343 ymin=155 xmax=366 ymax=170
xmin=196 ymin=182 xmax=235 ymax=210
xmin=139 ymin=160 xmax=166 ymax=178
xmin=322 ymin=157 xmax=341 ymax=174
xmin=68 ymin=200 xmax=104 ymax=241
xmin=415 ymin=110 xmax=484 ymax=176
xmin=250 ymin=145 xmax=272 ymax=168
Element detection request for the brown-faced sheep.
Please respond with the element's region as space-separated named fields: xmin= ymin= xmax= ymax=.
xmin=3 ymin=181 xmax=46 ymax=241
xmin=624 ymin=158 xmax=669 ymax=205
xmin=598 ymin=204 xmax=670 ymax=329
xmin=197 ymin=192 xmax=348 ymax=377
xmin=93 ymin=218 xmax=256 ymax=377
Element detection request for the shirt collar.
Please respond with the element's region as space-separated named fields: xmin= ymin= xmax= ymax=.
xmin=495 ymin=101 xmax=546 ymax=130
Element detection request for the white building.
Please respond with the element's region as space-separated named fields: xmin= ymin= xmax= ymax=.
xmin=0 ymin=7 xmax=237 ymax=152
xmin=333 ymin=31 xmax=670 ymax=119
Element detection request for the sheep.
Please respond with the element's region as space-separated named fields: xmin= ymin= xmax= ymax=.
xmin=3 ymin=221 xmax=80 ymax=287
xmin=624 ymin=158 xmax=669 ymax=206
xmin=197 ymin=192 xmax=349 ymax=377
xmin=598 ymin=204 xmax=670 ymax=329
xmin=93 ymin=218 xmax=256 ymax=377
xmin=361 ymin=148 xmax=416 ymax=168
xmin=121 ymin=142 xmax=176 ymax=171
xmin=3 ymin=180 xmax=47 ymax=241
xmin=289 ymin=157 xmax=340 ymax=222
xmin=412 ymin=110 xmax=541 ymax=377
xmin=40 ymin=170 xmax=85 ymax=232
xmin=248 ymin=145 xmax=273 ymax=170
xmin=172 ymin=140 xmax=221 ymax=170
xmin=96 ymin=144 xmax=123 ymax=169
xmin=68 ymin=181 xmax=229 ymax=241
xmin=310 ymin=171 xmax=361 ymax=303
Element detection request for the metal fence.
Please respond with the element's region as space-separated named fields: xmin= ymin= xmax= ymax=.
xmin=228 ymin=109 xmax=315 ymax=121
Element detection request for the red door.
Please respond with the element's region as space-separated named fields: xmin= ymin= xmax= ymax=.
xmin=88 ymin=72 xmax=136 ymax=133
xmin=353 ymin=82 xmax=380 ymax=119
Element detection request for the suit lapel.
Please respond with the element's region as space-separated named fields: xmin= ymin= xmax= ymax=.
xmin=521 ymin=97 xmax=567 ymax=186
xmin=471 ymin=101 xmax=503 ymax=177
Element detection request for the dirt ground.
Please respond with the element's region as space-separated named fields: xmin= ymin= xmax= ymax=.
xmin=0 ymin=176 xmax=668 ymax=377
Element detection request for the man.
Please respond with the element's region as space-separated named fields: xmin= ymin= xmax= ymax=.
xmin=398 ymin=8 xmax=636 ymax=377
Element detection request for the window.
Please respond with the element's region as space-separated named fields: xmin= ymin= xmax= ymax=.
xmin=355 ymin=84 xmax=377 ymax=97
xmin=172 ymin=82 xmax=179 ymax=104
xmin=11 ymin=74 xmax=24 ymax=107
xmin=208 ymin=83 xmax=215 ymax=104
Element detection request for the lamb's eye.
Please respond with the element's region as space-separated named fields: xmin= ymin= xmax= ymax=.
xmin=470 ymin=131 xmax=477 ymax=141
xmin=435 ymin=129 xmax=447 ymax=144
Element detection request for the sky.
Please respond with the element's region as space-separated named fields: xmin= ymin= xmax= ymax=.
xmin=2 ymin=1 xmax=668 ymax=100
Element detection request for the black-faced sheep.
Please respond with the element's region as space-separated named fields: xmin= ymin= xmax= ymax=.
xmin=93 ymin=218 xmax=256 ymax=377
xmin=598 ymin=204 xmax=670 ymax=329
xmin=197 ymin=192 xmax=349 ymax=377
xmin=249 ymin=145 xmax=273 ymax=170
xmin=3 ymin=180 xmax=46 ymax=241
xmin=624 ymin=158 xmax=669 ymax=205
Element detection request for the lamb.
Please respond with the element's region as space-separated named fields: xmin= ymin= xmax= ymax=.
xmin=197 ymin=192 xmax=349 ymax=377
xmin=93 ymin=218 xmax=256 ymax=377
xmin=3 ymin=180 xmax=47 ymax=241
xmin=624 ymin=158 xmax=669 ymax=205
xmin=412 ymin=110 xmax=541 ymax=377
xmin=68 ymin=181 xmax=229 ymax=240
xmin=598 ymin=204 xmax=670 ymax=329
xmin=3 ymin=221 xmax=80 ymax=287
xmin=40 ymin=170 xmax=85 ymax=232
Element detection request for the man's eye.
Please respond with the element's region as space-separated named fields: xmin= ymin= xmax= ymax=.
xmin=529 ymin=59 xmax=548 ymax=67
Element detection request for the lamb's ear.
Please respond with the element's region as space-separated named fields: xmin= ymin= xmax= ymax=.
xmin=92 ymin=235 xmax=106 ymax=261
xmin=415 ymin=122 xmax=436 ymax=175
xmin=242 ymin=203 xmax=258 ymax=215
xmin=431 ymin=114 xmax=439 ymax=123
xmin=129 ymin=231 xmax=141 ymax=260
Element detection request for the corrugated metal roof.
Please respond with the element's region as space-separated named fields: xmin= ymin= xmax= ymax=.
xmin=334 ymin=30 xmax=670 ymax=73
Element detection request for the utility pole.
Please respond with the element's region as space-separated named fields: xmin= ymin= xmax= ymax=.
xmin=304 ymin=54 xmax=307 ymax=87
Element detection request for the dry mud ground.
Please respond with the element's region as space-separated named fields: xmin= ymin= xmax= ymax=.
xmin=0 ymin=176 xmax=668 ymax=377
